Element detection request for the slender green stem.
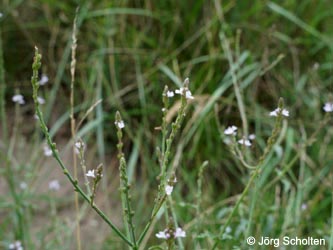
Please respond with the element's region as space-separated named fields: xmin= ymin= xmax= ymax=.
xmin=212 ymin=99 xmax=285 ymax=249
xmin=139 ymin=80 xmax=191 ymax=245
xmin=0 ymin=25 xmax=7 ymax=143
xmin=116 ymin=111 xmax=137 ymax=249
xmin=137 ymin=195 xmax=167 ymax=245
xmin=31 ymin=47 xmax=133 ymax=247
xmin=70 ymin=10 xmax=81 ymax=250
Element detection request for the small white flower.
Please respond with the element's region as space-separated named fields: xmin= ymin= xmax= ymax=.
xmin=115 ymin=120 xmax=125 ymax=129
xmin=156 ymin=230 xmax=170 ymax=239
xmin=238 ymin=139 xmax=252 ymax=147
xmin=281 ymin=109 xmax=289 ymax=117
xmin=0 ymin=13 xmax=3 ymax=18
xmin=166 ymin=90 xmax=174 ymax=98
xmin=269 ymin=108 xmax=289 ymax=117
xmin=175 ymin=87 xmax=194 ymax=100
xmin=12 ymin=94 xmax=25 ymax=105
xmin=37 ymin=96 xmax=45 ymax=104
xmin=174 ymin=227 xmax=186 ymax=238
xmin=301 ymin=203 xmax=307 ymax=211
xmin=39 ymin=74 xmax=49 ymax=85
xmin=165 ymin=185 xmax=173 ymax=195
xmin=43 ymin=145 xmax=52 ymax=157
xmin=49 ymin=180 xmax=60 ymax=191
xmin=161 ymin=108 xmax=166 ymax=112
xmin=86 ymin=169 xmax=96 ymax=178
xmin=249 ymin=134 xmax=256 ymax=140
xmin=75 ymin=141 xmax=84 ymax=149
xmin=20 ymin=182 xmax=27 ymax=190
xmin=74 ymin=141 xmax=85 ymax=154
xmin=224 ymin=125 xmax=237 ymax=135
xmin=225 ymin=226 xmax=232 ymax=234
xmin=323 ymin=102 xmax=333 ymax=113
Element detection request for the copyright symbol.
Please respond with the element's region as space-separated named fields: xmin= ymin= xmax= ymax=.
xmin=247 ymin=236 xmax=255 ymax=245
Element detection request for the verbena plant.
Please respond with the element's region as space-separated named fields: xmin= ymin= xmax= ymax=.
xmin=29 ymin=44 xmax=321 ymax=250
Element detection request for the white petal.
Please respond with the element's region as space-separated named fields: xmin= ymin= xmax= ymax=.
xmin=115 ymin=120 xmax=125 ymax=129
xmin=323 ymin=102 xmax=333 ymax=112
xmin=156 ymin=231 xmax=168 ymax=239
xmin=238 ymin=139 xmax=252 ymax=147
xmin=166 ymin=91 xmax=174 ymax=97
xmin=39 ymin=74 xmax=49 ymax=85
xmin=37 ymin=96 xmax=45 ymax=104
xmin=86 ymin=170 xmax=96 ymax=178
xmin=165 ymin=185 xmax=173 ymax=195
xmin=174 ymin=227 xmax=186 ymax=238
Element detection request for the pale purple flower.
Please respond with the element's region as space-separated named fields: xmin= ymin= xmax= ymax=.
xmin=224 ymin=126 xmax=237 ymax=135
xmin=165 ymin=90 xmax=174 ymax=98
xmin=37 ymin=96 xmax=45 ymax=105
xmin=269 ymin=108 xmax=289 ymax=117
xmin=323 ymin=102 xmax=333 ymax=113
xmin=249 ymin=134 xmax=256 ymax=140
xmin=165 ymin=185 xmax=173 ymax=196
xmin=238 ymin=139 xmax=252 ymax=147
xmin=156 ymin=230 xmax=170 ymax=239
xmin=175 ymin=87 xmax=194 ymax=100
xmin=115 ymin=120 xmax=125 ymax=129
xmin=43 ymin=145 xmax=52 ymax=157
xmin=12 ymin=94 xmax=25 ymax=105
xmin=39 ymin=74 xmax=49 ymax=85
xmin=174 ymin=227 xmax=186 ymax=238
xmin=301 ymin=203 xmax=307 ymax=211
xmin=86 ymin=170 xmax=96 ymax=178
xmin=49 ymin=180 xmax=60 ymax=191
xmin=75 ymin=141 xmax=85 ymax=154
xmin=9 ymin=240 xmax=23 ymax=250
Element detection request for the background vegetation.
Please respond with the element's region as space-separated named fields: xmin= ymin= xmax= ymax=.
xmin=1 ymin=0 xmax=333 ymax=249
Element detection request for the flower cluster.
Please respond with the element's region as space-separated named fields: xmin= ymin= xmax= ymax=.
xmin=86 ymin=169 xmax=95 ymax=178
xmin=269 ymin=107 xmax=289 ymax=117
xmin=74 ymin=140 xmax=85 ymax=154
xmin=162 ymin=78 xmax=194 ymax=100
xmin=9 ymin=241 xmax=23 ymax=250
xmin=115 ymin=120 xmax=125 ymax=129
xmin=12 ymin=74 xmax=49 ymax=107
xmin=156 ymin=227 xmax=186 ymax=239
xmin=12 ymin=94 xmax=25 ymax=105
xmin=165 ymin=176 xmax=177 ymax=196
xmin=224 ymin=125 xmax=254 ymax=147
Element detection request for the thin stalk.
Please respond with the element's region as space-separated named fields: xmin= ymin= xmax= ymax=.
xmin=70 ymin=10 xmax=81 ymax=250
xmin=31 ymin=47 xmax=133 ymax=247
xmin=0 ymin=25 xmax=7 ymax=142
xmin=139 ymin=80 xmax=191 ymax=245
xmin=116 ymin=111 xmax=137 ymax=249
